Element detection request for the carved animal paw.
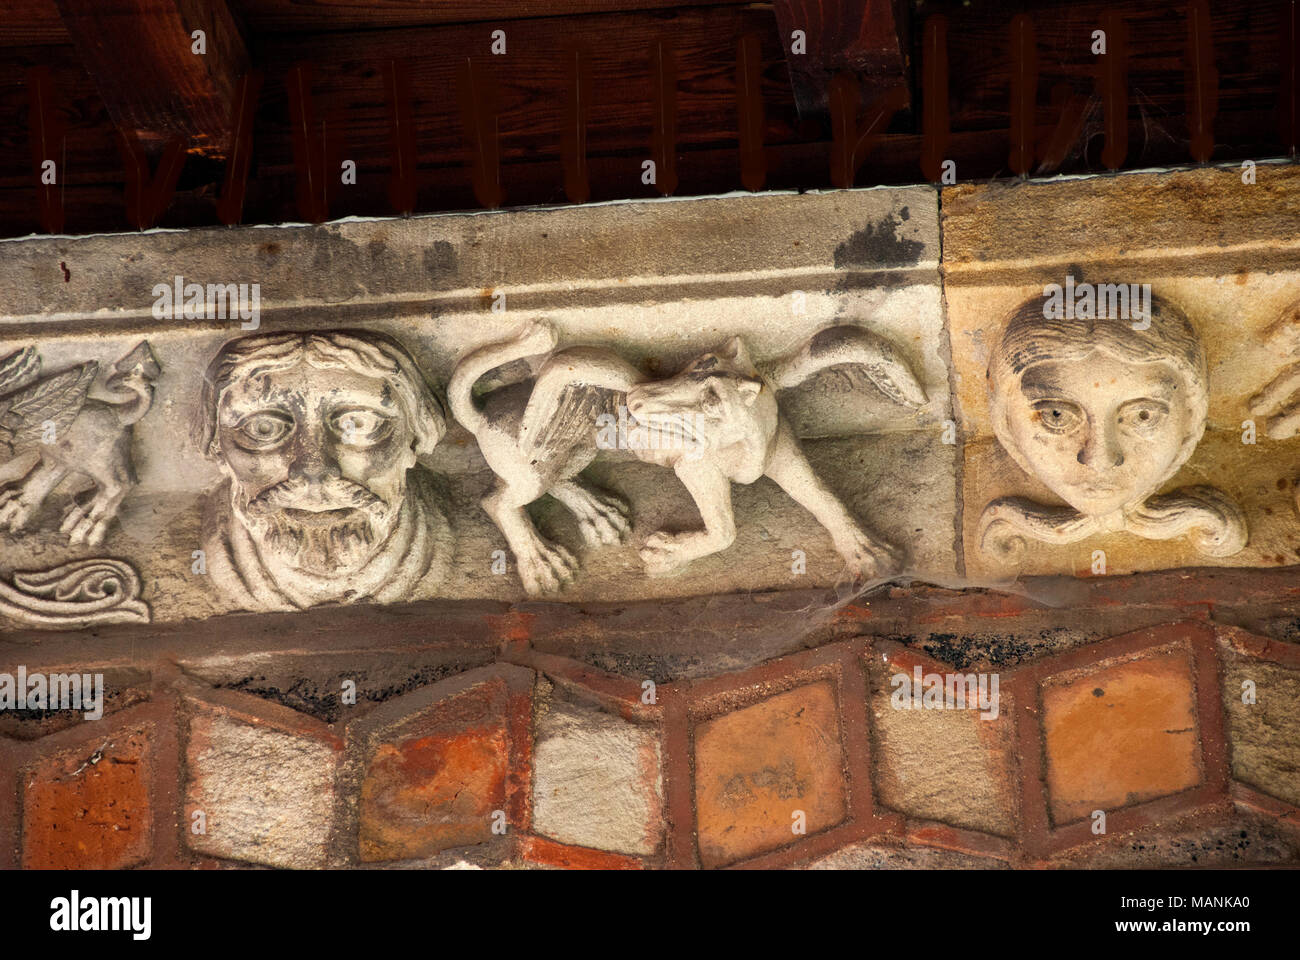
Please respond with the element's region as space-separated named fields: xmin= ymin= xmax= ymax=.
xmin=517 ymin=534 xmax=578 ymax=596
xmin=60 ymin=500 xmax=117 ymax=548
xmin=1248 ymin=361 xmax=1300 ymax=439
xmin=835 ymin=529 xmax=903 ymax=581
xmin=639 ymin=531 xmax=704 ymax=577
xmin=0 ymin=491 xmax=42 ymax=534
xmin=573 ymin=490 xmax=631 ymax=547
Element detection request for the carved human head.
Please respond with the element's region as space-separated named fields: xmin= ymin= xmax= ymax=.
xmin=196 ymin=330 xmax=445 ymax=573
xmin=987 ymin=293 xmax=1208 ymax=517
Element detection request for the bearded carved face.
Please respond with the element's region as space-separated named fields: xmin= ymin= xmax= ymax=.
xmin=215 ymin=363 xmax=419 ymax=573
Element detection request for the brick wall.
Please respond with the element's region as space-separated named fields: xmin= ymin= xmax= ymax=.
xmin=4 ymin=579 xmax=1298 ymax=870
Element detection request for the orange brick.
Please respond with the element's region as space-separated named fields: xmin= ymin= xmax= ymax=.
xmin=694 ymin=682 xmax=846 ymax=867
xmin=351 ymin=673 xmax=532 ymax=862
xmin=22 ymin=728 xmax=152 ymax=870
xmin=359 ymin=722 xmax=507 ymax=862
xmin=1042 ymin=650 xmax=1202 ymax=825
xmin=520 ymin=835 xmax=643 ymax=870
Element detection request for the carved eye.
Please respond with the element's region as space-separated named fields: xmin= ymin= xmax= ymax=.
xmin=1117 ymin=399 xmax=1169 ymax=434
xmin=234 ymin=411 xmax=294 ymax=449
xmin=1032 ymin=399 xmax=1082 ymax=435
xmin=330 ymin=408 xmax=393 ymax=447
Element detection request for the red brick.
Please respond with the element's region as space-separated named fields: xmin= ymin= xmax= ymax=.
xmin=359 ymin=698 xmax=508 ymax=862
xmin=348 ymin=666 xmax=533 ymax=862
xmin=694 ymin=681 xmax=846 ymax=867
xmin=520 ymin=835 xmax=643 ymax=870
xmin=1042 ymin=649 xmax=1201 ymax=825
xmin=22 ymin=727 xmax=152 ymax=870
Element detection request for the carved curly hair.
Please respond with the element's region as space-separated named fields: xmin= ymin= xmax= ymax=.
xmin=193 ymin=330 xmax=445 ymax=460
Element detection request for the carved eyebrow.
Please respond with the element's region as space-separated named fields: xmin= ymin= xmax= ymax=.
xmin=1018 ymin=372 xmax=1068 ymax=400
xmin=1017 ymin=368 xmax=1179 ymax=401
xmin=1142 ymin=376 xmax=1179 ymax=399
xmin=326 ymin=402 xmax=393 ymax=417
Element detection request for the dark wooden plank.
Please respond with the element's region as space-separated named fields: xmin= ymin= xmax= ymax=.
xmin=924 ymin=0 xmax=1282 ymax=145
xmin=0 ymin=106 xmax=1282 ymax=239
xmin=52 ymin=0 xmax=250 ymax=156
xmin=250 ymin=6 xmax=797 ymax=166
xmin=772 ymin=0 xmax=909 ymax=118
xmin=230 ymin=0 xmax=754 ymax=32
xmin=0 ymin=0 xmax=1291 ymax=236
xmin=0 ymin=0 xmax=67 ymax=46
xmin=25 ymin=65 xmax=65 ymax=232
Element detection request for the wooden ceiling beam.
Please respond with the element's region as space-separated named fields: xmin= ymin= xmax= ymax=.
xmin=0 ymin=0 xmax=68 ymax=46
xmin=52 ymin=0 xmax=250 ymax=157
xmin=229 ymin=0 xmax=755 ymax=32
xmin=772 ymin=0 xmax=909 ymax=119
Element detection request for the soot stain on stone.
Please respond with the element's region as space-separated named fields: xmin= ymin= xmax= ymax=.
xmin=424 ymin=240 xmax=457 ymax=280
xmin=833 ymin=216 xmax=924 ymax=270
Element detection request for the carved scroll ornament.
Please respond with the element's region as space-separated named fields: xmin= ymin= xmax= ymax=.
xmin=0 ymin=558 xmax=149 ymax=628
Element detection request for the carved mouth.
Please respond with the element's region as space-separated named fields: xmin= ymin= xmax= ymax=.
xmin=279 ymin=506 xmax=363 ymax=525
xmin=1076 ymin=479 xmax=1123 ymax=495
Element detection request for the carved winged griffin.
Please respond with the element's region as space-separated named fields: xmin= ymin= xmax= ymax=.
xmin=450 ymin=321 xmax=926 ymax=596
xmin=0 ymin=341 xmax=160 ymax=547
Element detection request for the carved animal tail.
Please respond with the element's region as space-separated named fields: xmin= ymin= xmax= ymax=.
xmin=448 ymin=321 xmax=559 ymax=435
xmin=764 ymin=325 xmax=927 ymax=408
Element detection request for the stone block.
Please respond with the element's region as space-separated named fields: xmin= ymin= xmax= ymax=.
xmin=866 ymin=642 xmax=1016 ymax=836
xmin=184 ymin=694 xmax=341 ymax=868
xmin=531 ymin=693 xmax=662 ymax=856
xmin=944 ymin=165 xmax=1300 ymax=578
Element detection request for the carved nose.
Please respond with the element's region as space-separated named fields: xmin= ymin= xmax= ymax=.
xmin=1077 ymin=430 xmax=1124 ymax=468
xmin=290 ymin=441 xmax=337 ymax=483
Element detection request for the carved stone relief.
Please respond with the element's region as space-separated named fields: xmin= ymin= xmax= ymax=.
xmin=945 ymin=166 xmax=1300 ymax=578
xmin=450 ymin=321 xmax=927 ymax=596
xmin=0 ymin=559 xmax=148 ymax=628
xmin=0 ymin=341 xmax=159 ymax=546
xmin=0 ymin=187 xmax=955 ymax=626
xmin=0 ymin=342 xmax=158 ymax=628
xmin=1248 ymin=299 xmax=1300 ymax=516
xmin=194 ymin=330 xmax=451 ymax=613
xmin=979 ymin=293 xmax=1247 ymax=560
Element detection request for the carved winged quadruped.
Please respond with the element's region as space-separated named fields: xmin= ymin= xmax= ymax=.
xmin=0 ymin=342 xmax=160 ymax=547
xmin=450 ymin=321 xmax=928 ymax=597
